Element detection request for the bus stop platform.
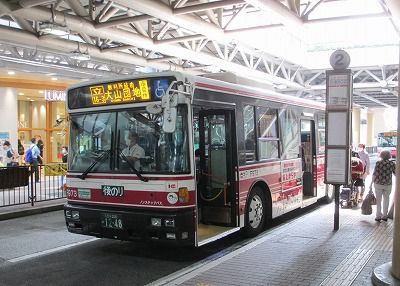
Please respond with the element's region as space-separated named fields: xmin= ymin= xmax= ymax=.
xmin=149 ymin=202 xmax=394 ymax=286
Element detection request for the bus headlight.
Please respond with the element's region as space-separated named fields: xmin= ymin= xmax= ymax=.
xmin=71 ymin=210 xmax=80 ymax=220
xmin=164 ymin=218 xmax=175 ymax=227
xmin=166 ymin=233 xmax=176 ymax=239
xmin=65 ymin=210 xmax=72 ymax=218
xmin=151 ymin=217 xmax=162 ymax=227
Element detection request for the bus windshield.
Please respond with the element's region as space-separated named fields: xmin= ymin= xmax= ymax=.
xmin=69 ymin=105 xmax=190 ymax=174
xmin=377 ymin=133 xmax=397 ymax=148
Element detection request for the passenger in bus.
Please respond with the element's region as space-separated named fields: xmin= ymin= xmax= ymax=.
xmin=121 ymin=132 xmax=145 ymax=170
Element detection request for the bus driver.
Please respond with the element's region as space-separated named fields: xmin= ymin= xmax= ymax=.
xmin=121 ymin=131 xmax=145 ymax=170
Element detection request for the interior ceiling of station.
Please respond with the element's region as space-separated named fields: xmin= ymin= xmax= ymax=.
xmin=0 ymin=0 xmax=398 ymax=108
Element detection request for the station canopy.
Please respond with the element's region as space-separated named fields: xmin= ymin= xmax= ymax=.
xmin=0 ymin=0 xmax=398 ymax=108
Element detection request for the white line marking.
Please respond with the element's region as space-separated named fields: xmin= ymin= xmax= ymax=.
xmin=8 ymin=238 xmax=99 ymax=263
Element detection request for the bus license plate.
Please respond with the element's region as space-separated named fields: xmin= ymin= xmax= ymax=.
xmin=100 ymin=213 xmax=123 ymax=229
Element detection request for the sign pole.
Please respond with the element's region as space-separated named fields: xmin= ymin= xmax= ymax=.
xmin=325 ymin=49 xmax=352 ymax=231
xmin=334 ymin=185 xmax=340 ymax=230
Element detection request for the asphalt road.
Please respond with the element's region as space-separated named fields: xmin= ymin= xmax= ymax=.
xmin=0 ymin=203 xmax=325 ymax=286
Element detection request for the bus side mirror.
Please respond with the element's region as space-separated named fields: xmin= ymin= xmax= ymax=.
xmin=161 ymin=93 xmax=177 ymax=133
xmin=162 ymin=107 xmax=177 ymax=133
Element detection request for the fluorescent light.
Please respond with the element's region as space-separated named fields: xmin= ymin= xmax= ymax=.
xmin=7 ymin=71 xmax=15 ymax=75
xmin=39 ymin=22 xmax=69 ymax=36
xmin=69 ymin=51 xmax=90 ymax=61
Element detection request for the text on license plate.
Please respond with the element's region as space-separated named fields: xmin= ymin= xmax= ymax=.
xmin=100 ymin=213 xmax=123 ymax=229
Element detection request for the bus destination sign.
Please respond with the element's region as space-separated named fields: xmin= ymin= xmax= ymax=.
xmin=67 ymin=77 xmax=174 ymax=109
xmin=90 ymin=79 xmax=150 ymax=105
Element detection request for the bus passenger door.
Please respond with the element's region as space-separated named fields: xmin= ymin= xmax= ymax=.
xmin=197 ymin=109 xmax=236 ymax=226
xmin=301 ymin=119 xmax=317 ymax=197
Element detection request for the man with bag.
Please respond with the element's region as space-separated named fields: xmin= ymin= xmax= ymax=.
xmin=369 ymin=150 xmax=396 ymax=222
xmin=27 ymin=138 xmax=43 ymax=183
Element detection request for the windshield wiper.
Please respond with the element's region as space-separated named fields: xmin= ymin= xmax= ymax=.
xmin=119 ymin=151 xmax=149 ymax=182
xmin=78 ymin=149 xmax=111 ymax=180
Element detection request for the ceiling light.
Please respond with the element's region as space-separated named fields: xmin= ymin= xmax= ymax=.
xmin=30 ymin=99 xmax=34 ymax=102
xmin=19 ymin=92 xmax=24 ymax=95
xmin=70 ymin=51 xmax=90 ymax=61
xmin=7 ymin=71 xmax=15 ymax=75
xmin=51 ymin=77 xmax=58 ymax=81
xmin=38 ymin=90 xmax=44 ymax=94
xmin=39 ymin=22 xmax=69 ymax=36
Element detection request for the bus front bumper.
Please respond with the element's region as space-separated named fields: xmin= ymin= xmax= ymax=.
xmin=64 ymin=203 xmax=195 ymax=246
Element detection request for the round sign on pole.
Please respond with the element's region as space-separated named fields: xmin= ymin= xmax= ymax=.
xmin=329 ymin=49 xmax=351 ymax=70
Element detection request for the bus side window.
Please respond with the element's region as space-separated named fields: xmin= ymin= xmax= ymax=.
xmin=243 ymin=105 xmax=256 ymax=162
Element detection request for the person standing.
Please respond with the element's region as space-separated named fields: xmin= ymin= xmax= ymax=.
xmin=60 ymin=146 xmax=68 ymax=189
xmin=36 ymin=139 xmax=44 ymax=164
xmin=2 ymin=141 xmax=17 ymax=167
xmin=369 ymin=150 xmax=395 ymax=222
xmin=29 ymin=138 xmax=43 ymax=182
xmin=358 ymin=143 xmax=370 ymax=197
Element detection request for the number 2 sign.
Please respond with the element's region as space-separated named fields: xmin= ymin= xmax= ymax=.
xmin=329 ymin=49 xmax=351 ymax=70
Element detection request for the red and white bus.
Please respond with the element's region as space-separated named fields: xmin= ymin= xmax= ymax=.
xmin=64 ymin=72 xmax=332 ymax=246
xmin=377 ymin=131 xmax=397 ymax=158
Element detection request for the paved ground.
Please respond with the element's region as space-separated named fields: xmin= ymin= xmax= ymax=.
xmin=149 ymin=202 xmax=394 ymax=286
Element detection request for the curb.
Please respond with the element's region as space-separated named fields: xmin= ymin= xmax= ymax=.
xmin=0 ymin=204 xmax=65 ymax=221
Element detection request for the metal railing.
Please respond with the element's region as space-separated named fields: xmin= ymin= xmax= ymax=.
xmin=0 ymin=163 xmax=67 ymax=207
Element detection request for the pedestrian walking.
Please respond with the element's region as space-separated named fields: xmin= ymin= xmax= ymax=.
xmin=357 ymin=143 xmax=370 ymax=198
xmin=369 ymin=150 xmax=395 ymax=222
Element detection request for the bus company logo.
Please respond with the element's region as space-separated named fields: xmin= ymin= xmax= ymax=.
xmin=167 ymin=192 xmax=178 ymax=204
xmin=102 ymin=185 xmax=124 ymax=197
xmin=166 ymin=182 xmax=178 ymax=191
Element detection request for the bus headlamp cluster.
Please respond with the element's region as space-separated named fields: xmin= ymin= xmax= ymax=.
xmin=65 ymin=210 xmax=80 ymax=220
xmin=151 ymin=217 xmax=175 ymax=227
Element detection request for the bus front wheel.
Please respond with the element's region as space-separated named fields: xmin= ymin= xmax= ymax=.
xmin=243 ymin=187 xmax=266 ymax=237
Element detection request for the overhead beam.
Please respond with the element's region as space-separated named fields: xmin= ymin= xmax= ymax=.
xmin=10 ymin=6 xmax=304 ymax=88
xmin=173 ymin=0 xmax=244 ymax=15
xmin=354 ymin=91 xmax=392 ymax=108
xmin=243 ymin=0 xmax=303 ymax=27
xmin=95 ymin=15 xmax=153 ymax=29
xmin=0 ymin=26 xmax=190 ymax=73
xmin=65 ymin=0 xmax=88 ymax=17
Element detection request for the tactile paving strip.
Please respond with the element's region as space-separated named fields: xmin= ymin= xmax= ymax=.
xmin=319 ymin=222 xmax=393 ymax=286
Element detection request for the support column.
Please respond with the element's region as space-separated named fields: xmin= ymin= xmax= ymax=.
xmin=371 ymin=41 xmax=400 ymax=286
xmin=0 ymin=87 xmax=18 ymax=149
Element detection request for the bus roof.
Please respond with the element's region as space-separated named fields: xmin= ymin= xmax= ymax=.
xmin=66 ymin=71 xmax=325 ymax=111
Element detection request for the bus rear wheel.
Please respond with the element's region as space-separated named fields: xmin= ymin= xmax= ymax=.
xmin=243 ymin=187 xmax=266 ymax=237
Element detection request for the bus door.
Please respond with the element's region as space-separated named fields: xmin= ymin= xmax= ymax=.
xmin=197 ymin=109 xmax=236 ymax=226
xmin=301 ymin=119 xmax=317 ymax=197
